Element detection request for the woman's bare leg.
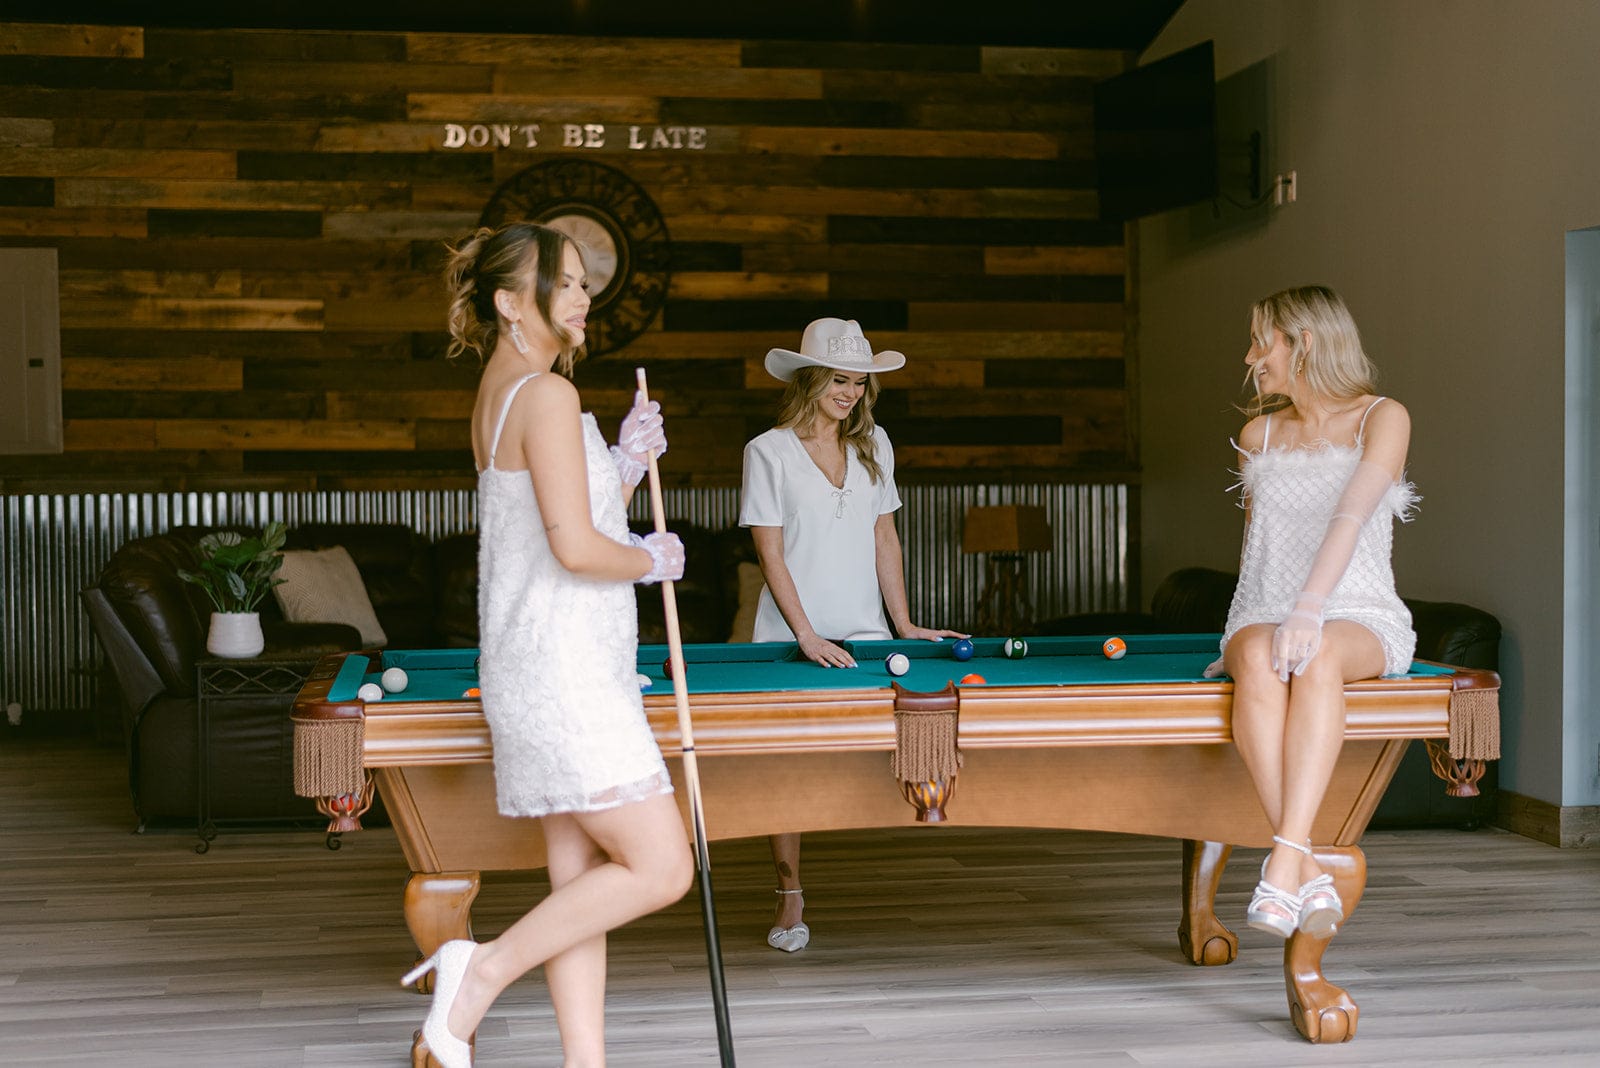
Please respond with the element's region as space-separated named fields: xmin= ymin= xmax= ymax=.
xmin=1276 ymin=620 xmax=1385 ymax=884
xmin=1226 ymin=625 xmax=1295 ymax=885
xmin=769 ymin=833 xmax=804 ymax=930
xmin=442 ymin=791 xmax=694 ymax=1049
xmin=541 ymin=813 xmax=609 ymax=1067
xmin=1228 ymin=621 xmax=1385 ymax=891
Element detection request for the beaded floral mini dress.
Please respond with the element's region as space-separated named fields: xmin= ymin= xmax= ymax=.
xmin=476 ymin=373 xmax=673 ymax=818
xmin=1221 ymin=398 xmax=1419 ymax=676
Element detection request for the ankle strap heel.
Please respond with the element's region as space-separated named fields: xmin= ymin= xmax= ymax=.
xmin=1271 ymin=834 xmax=1313 ymax=856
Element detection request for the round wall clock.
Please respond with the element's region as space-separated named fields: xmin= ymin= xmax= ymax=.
xmin=479 ymin=160 xmax=672 ymax=358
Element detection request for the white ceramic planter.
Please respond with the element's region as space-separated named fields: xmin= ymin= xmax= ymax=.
xmin=207 ymin=611 xmax=264 ymax=659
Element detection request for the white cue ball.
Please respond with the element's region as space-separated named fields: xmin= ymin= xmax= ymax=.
xmin=381 ymin=666 xmax=409 ymax=693
xmin=637 ymin=672 xmax=653 ymax=691
xmin=357 ymin=682 xmax=384 ymax=702
xmin=885 ymin=652 xmax=911 ymax=677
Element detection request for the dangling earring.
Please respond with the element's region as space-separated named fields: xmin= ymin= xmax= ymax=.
xmin=508 ymin=321 xmax=530 ymax=355
xmin=1294 ymin=355 xmax=1305 ymax=376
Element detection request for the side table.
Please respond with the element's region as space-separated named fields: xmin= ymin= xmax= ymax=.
xmin=194 ymin=655 xmax=320 ymax=854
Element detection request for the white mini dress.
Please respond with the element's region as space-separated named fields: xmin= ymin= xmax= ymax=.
xmin=475 ymin=373 xmax=673 ymax=818
xmin=739 ymin=425 xmax=903 ymax=642
xmin=1221 ymin=398 xmax=1419 ymax=676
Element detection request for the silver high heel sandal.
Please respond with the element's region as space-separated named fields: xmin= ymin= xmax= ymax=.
xmin=767 ymin=887 xmax=810 ymax=953
xmin=1246 ymin=835 xmax=1305 ymax=938
xmin=1294 ymin=840 xmax=1344 ymax=939
xmin=401 ymin=939 xmax=477 ymax=1068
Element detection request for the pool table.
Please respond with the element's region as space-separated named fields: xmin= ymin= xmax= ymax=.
xmin=290 ymin=635 xmax=1499 ymax=1044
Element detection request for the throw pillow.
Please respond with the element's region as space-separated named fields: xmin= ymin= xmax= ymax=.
xmin=726 ymin=561 xmax=765 ymax=644
xmin=273 ymin=546 xmax=387 ymax=648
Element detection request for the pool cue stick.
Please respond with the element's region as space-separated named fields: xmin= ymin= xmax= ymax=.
xmin=635 ymin=366 xmax=737 ymax=1068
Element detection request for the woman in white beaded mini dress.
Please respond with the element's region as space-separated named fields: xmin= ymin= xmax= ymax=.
xmin=401 ymin=222 xmax=693 ymax=1068
xmin=740 ymin=318 xmax=964 ymax=952
xmin=1210 ymin=285 xmax=1416 ymax=943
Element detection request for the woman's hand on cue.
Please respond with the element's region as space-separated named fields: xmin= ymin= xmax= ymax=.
xmin=797 ymin=633 xmax=856 ymax=668
xmin=629 ymin=531 xmax=685 ymax=585
xmin=898 ymin=624 xmax=967 ymax=642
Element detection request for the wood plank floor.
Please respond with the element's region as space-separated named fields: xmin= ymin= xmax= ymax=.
xmin=3 ymin=736 xmax=1599 ymax=1067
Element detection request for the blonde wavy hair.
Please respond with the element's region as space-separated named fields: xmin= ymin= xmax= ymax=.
xmin=775 ymin=365 xmax=886 ymax=484
xmin=1242 ymin=284 xmax=1377 ymax=417
xmin=443 ymin=222 xmax=585 ymax=374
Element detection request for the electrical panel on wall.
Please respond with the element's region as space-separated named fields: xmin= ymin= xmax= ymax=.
xmin=1186 ymin=55 xmax=1277 ymax=243
xmin=0 ymin=248 xmax=63 ymax=456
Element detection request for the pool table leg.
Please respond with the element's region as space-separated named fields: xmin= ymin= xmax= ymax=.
xmin=1285 ymin=844 xmax=1366 ymax=1043
xmin=1178 ymin=839 xmax=1238 ymax=965
xmin=402 ymin=871 xmax=480 ymax=994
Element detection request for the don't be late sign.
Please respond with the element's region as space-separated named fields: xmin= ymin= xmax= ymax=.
xmin=441 ymin=123 xmax=714 ymax=151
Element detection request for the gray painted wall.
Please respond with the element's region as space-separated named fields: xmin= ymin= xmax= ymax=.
xmin=1138 ymin=0 xmax=1600 ymax=807
xmin=1565 ymin=229 xmax=1600 ymax=807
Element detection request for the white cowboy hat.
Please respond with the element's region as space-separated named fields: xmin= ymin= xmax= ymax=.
xmin=764 ymin=318 xmax=906 ymax=382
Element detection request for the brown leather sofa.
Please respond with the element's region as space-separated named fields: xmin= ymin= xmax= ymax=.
xmin=1035 ymin=567 xmax=1503 ymax=828
xmin=85 ymin=521 xmax=756 ymax=829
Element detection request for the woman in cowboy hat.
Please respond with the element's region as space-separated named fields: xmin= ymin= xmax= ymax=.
xmin=739 ymin=317 xmax=965 ymax=952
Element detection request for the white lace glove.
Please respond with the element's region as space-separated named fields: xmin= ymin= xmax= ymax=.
xmin=1272 ymin=458 xmax=1397 ymax=680
xmin=1271 ymin=593 xmax=1326 ymax=681
xmin=610 ymin=391 xmax=666 ymax=488
xmin=629 ymin=531 xmax=684 ymax=585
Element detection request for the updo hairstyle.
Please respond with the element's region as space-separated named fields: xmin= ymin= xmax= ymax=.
xmin=443 ymin=222 xmax=585 ymax=373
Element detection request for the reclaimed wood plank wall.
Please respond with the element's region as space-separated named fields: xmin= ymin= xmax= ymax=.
xmin=0 ymin=20 xmax=1134 ymax=491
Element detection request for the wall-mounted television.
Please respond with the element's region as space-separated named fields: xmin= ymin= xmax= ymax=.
xmin=1093 ymin=41 xmax=1217 ymax=222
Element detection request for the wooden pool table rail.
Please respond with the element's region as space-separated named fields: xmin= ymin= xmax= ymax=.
xmin=293 ymin=650 xmax=1497 ymax=765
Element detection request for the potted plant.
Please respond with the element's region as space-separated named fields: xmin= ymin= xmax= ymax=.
xmin=178 ymin=521 xmax=288 ymax=658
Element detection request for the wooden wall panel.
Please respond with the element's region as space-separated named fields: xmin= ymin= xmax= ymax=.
xmin=0 ymin=19 xmax=1136 ymax=491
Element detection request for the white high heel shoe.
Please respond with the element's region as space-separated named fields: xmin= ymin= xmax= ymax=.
xmin=1293 ymin=840 xmax=1344 ymax=939
xmin=767 ymin=887 xmax=810 ymax=953
xmin=401 ymin=939 xmax=477 ymax=1068
xmin=1246 ymin=835 xmax=1305 ymax=939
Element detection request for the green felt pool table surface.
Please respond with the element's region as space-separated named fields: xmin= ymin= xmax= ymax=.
xmin=331 ymin=635 xmax=1453 ymax=703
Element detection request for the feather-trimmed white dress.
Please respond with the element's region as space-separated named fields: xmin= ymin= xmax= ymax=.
xmin=1221 ymin=402 xmax=1419 ymax=676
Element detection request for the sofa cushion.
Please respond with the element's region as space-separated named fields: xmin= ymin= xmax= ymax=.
xmin=274 ymin=547 xmax=387 ymax=648
xmin=1150 ymin=567 xmax=1237 ymax=632
xmin=286 ymin=524 xmax=436 ymax=648
xmin=1404 ymin=598 xmax=1502 ymax=669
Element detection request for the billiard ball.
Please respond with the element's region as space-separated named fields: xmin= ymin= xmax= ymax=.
xmin=663 ymin=656 xmax=679 ymax=681
xmin=959 ymin=673 xmax=986 ymax=685
xmin=885 ymin=652 xmax=910 ymax=676
xmin=637 ymin=672 xmax=653 ymax=691
xmin=357 ymin=682 xmax=384 ymax=702
xmin=462 ymin=687 xmax=480 ymax=698
xmin=1102 ymin=636 xmax=1127 ymax=660
xmin=1002 ymin=637 xmax=1029 ymax=659
xmin=951 ymin=638 xmax=975 ymax=661
xmin=381 ymin=666 xmax=409 ymax=693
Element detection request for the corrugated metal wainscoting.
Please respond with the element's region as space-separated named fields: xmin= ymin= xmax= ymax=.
xmin=0 ymin=483 xmax=1129 ymax=720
